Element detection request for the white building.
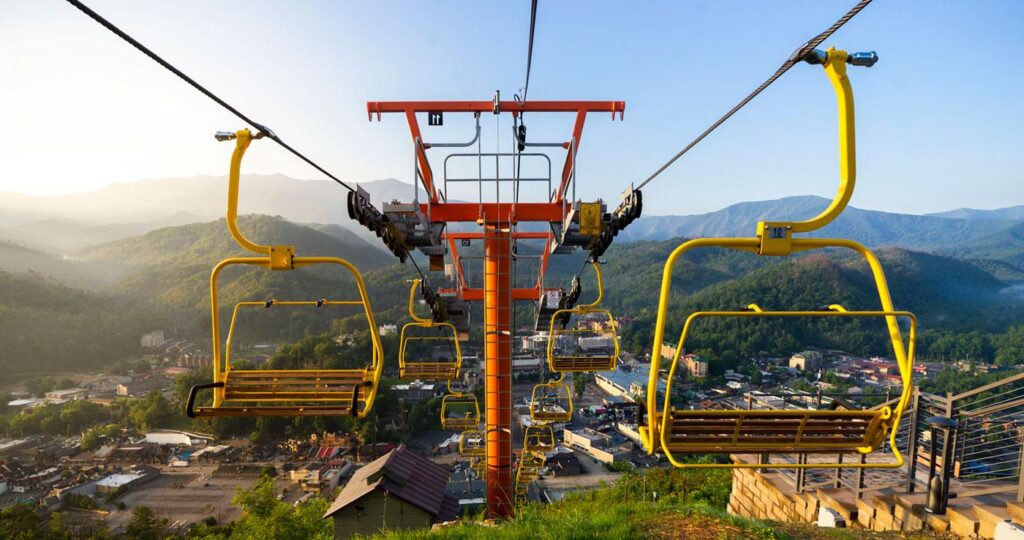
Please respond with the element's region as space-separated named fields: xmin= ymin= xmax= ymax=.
xmin=682 ymin=354 xmax=709 ymax=378
xmin=44 ymin=388 xmax=88 ymax=402
xmin=579 ymin=336 xmax=615 ymax=351
xmin=789 ymin=351 xmax=823 ymax=371
xmin=96 ymin=473 xmax=146 ymax=494
xmin=144 ymin=430 xmax=213 ymax=446
xmin=140 ymin=330 xmax=165 ymax=348
xmin=378 ymin=324 xmax=398 ymax=337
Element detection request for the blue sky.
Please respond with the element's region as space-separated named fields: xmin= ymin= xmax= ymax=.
xmin=1 ymin=0 xmax=1021 ymax=215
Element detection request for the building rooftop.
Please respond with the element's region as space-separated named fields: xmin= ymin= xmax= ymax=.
xmin=597 ymin=367 xmax=666 ymax=394
xmin=45 ymin=388 xmax=87 ymax=397
xmin=324 ymin=445 xmax=458 ymax=521
xmin=96 ymin=472 xmax=145 ymax=488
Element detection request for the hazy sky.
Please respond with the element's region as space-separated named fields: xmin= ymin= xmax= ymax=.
xmin=1 ymin=1 xmax=1021 ymax=215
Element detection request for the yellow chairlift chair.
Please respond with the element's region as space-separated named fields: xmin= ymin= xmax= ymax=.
xmin=514 ymin=450 xmax=546 ymax=506
xmin=652 ymin=304 xmax=915 ymax=468
xmin=515 ymin=451 xmax=545 ymax=486
xmin=546 ymin=261 xmax=620 ymax=372
xmin=530 ymin=373 xmax=574 ymax=423
xmin=523 ymin=424 xmax=556 ymax=454
xmin=399 ymin=279 xmax=462 ymax=380
xmin=187 ymin=129 xmax=383 ymax=418
xmin=459 ymin=429 xmax=486 ymax=458
xmin=471 ymin=457 xmax=486 ymax=479
xmin=441 ymin=382 xmax=481 ymax=430
xmin=639 ymin=48 xmax=916 ymax=468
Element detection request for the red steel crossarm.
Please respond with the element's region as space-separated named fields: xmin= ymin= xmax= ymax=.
xmin=368 ymin=100 xmax=624 ymax=211
xmin=536 ymin=235 xmax=553 ymax=290
xmin=445 ymin=235 xmax=469 ymax=291
xmin=366 ymin=100 xmax=624 ymax=117
xmin=423 ymin=202 xmax=563 ymax=223
xmin=404 ymin=110 xmax=438 ymax=204
xmin=439 ymin=287 xmax=541 ymax=302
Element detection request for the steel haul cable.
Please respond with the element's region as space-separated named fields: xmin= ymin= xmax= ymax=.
xmin=65 ymin=0 xmax=436 ymax=283
xmin=636 ymin=0 xmax=873 ymax=191
xmin=522 ymin=0 xmax=539 ymax=103
xmin=65 ymin=0 xmax=356 ymax=194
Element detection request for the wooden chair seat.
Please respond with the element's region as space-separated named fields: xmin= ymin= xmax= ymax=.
xmin=530 ymin=405 xmax=572 ymax=423
xmin=187 ymin=369 xmax=375 ymax=418
xmin=442 ymin=417 xmax=479 ymax=431
xmin=223 ymin=369 xmax=371 ymax=402
xmin=191 ymin=405 xmax=358 ymax=417
xmin=663 ymin=408 xmax=890 ymax=454
xmin=400 ymin=363 xmax=460 ymax=380
xmin=549 ymin=356 xmax=616 ymax=372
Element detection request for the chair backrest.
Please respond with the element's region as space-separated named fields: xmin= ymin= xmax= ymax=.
xmin=546 ymin=261 xmax=620 ymax=372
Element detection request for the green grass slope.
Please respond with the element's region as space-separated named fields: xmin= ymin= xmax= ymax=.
xmin=371 ymin=467 xmax=939 ymax=540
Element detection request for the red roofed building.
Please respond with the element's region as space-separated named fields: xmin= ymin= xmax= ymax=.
xmin=324 ymin=445 xmax=457 ymax=539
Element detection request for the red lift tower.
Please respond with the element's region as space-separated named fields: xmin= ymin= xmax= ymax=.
xmin=356 ymin=98 xmax=635 ymax=518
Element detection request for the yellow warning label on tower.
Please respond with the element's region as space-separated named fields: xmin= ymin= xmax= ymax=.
xmin=579 ymin=203 xmax=602 ymax=236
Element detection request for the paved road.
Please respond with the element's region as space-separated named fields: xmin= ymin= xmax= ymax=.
xmin=538 ymin=449 xmax=621 ymax=493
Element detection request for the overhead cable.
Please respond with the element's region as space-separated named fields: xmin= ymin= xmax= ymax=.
xmin=636 ymin=0 xmax=873 ymax=190
xmin=65 ymin=0 xmax=356 ymax=193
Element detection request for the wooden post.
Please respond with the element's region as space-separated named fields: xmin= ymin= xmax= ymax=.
xmin=856 ymin=453 xmax=867 ymax=499
xmin=1016 ymin=427 xmax=1024 ymax=502
xmin=834 ymin=453 xmax=844 ymax=488
xmin=906 ymin=387 xmax=921 ymax=493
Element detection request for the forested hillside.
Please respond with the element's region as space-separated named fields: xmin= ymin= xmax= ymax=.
xmin=75 ymin=215 xmax=401 ymax=339
xmin=3 ymin=206 xmax=1023 ymax=379
xmin=614 ymin=247 xmax=1024 ymax=372
xmin=0 ymin=241 xmax=113 ymax=289
xmin=0 ymin=271 xmax=163 ymax=381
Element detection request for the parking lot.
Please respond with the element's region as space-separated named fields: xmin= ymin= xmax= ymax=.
xmin=104 ymin=469 xmax=258 ymax=529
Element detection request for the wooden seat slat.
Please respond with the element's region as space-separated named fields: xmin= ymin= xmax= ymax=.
xmin=228 ymin=370 xmax=368 ymax=377
xmin=192 ymin=405 xmax=356 ymax=417
xmin=670 ymin=418 xmax=873 ymax=426
xmin=668 ymin=437 xmax=867 ymax=445
xmin=674 ymin=427 xmax=869 ymax=435
xmin=226 ymin=393 xmax=357 ymax=401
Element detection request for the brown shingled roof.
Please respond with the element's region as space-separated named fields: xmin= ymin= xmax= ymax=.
xmin=324 ymin=444 xmax=457 ymax=521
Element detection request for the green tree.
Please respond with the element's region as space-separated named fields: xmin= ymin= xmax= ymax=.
xmin=205 ymin=477 xmax=331 ymax=540
xmin=574 ymin=374 xmax=588 ymax=398
xmin=995 ymin=326 xmax=1024 ymax=367
xmin=124 ymin=506 xmax=167 ymax=540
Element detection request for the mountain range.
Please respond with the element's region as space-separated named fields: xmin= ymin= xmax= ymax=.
xmin=1 ymin=174 xmax=1022 ymax=376
xmin=0 ymin=175 xmax=414 ymax=252
xmin=2 ymin=175 xmax=1022 ymax=265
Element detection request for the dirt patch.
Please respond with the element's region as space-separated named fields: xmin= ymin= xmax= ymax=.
xmin=642 ymin=513 xmax=766 ymax=540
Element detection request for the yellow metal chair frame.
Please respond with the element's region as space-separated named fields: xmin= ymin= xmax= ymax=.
xmin=188 ymin=129 xmax=383 ymax=419
xmin=399 ymin=279 xmax=462 ymax=380
xmin=515 ymin=451 xmax=545 ymax=487
xmin=471 ymin=457 xmax=486 ymax=478
xmin=530 ymin=373 xmax=574 ymax=423
xmin=546 ymin=261 xmax=620 ymax=372
xmin=656 ymin=304 xmax=915 ymax=468
xmin=514 ymin=452 xmax=544 ymax=505
xmin=640 ymin=48 xmax=915 ymax=468
xmin=523 ymin=424 xmax=556 ymax=454
xmin=459 ymin=429 xmax=486 ymax=458
xmin=441 ymin=381 xmax=481 ymax=430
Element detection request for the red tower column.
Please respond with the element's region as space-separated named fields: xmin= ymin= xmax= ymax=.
xmin=484 ymin=224 xmax=513 ymax=518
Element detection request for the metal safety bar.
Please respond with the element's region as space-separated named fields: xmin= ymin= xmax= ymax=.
xmin=444 ymin=152 xmax=552 ymax=204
